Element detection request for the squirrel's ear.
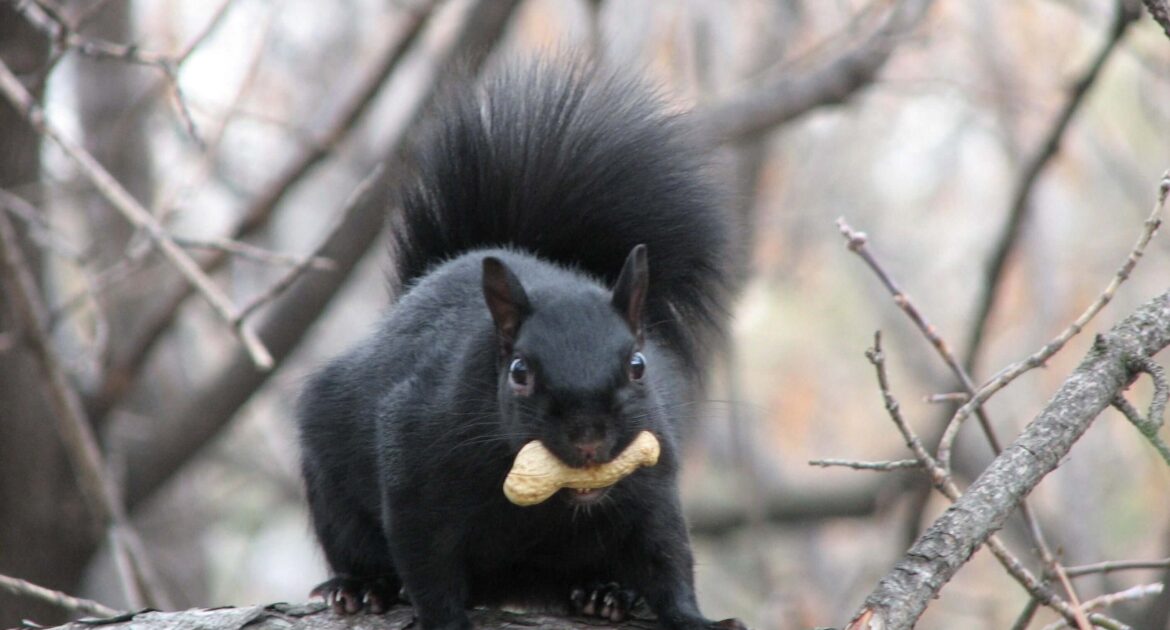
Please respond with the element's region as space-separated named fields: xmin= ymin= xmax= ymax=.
xmin=611 ymin=244 xmax=648 ymax=344
xmin=483 ymin=257 xmax=531 ymax=355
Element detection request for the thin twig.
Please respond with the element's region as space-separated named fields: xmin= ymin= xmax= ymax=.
xmin=0 ymin=56 xmax=274 ymax=369
xmin=942 ymin=171 xmax=1169 ymax=470
xmin=836 ymin=218 xmax=1003 ymax=452
xmin=173 ymin=236 xmax=335 ymax=272
xmin=1066 ymin=558 xmax=1170 ymax=578
xmin=233 ymin=165 xmax=382 ymax=322
xmin=15 ymin=0 xmax=212 ymax=145
xmin=1041 ymin=584 xmax=1164 ymax=630
xmin=0 ymin=572 xmax=122 ymax=619
xmin=174 ymin=0 xmax=236 ymax=65
xmin=17 ymin=0 xmax=173 ymax=66
xmin=153 ymin=2 xmax=279 ymax=225
xmin=1010 ymin=597 xmax=1042 ymax=630
xmin=924 ymin=392 xmax=969 ymax=404
xmin=0 ymin=187 xmax=85 ymax=261
xmin=808 ymin=458 xmax=923 ymax=471
xmin=1112 ymin=355 xmax=1170 ymax=465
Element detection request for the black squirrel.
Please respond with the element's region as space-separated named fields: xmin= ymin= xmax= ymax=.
xmin=296 ymin=58 xmax=745 ymax=630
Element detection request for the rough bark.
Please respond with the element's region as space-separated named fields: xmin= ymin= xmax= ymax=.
xmin=45 ymin=603 xmax=659 ymax=630
xmin=848 ymin=287 xmax=1170 ymax=629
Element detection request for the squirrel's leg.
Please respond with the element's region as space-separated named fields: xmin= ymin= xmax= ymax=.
xmin=384 ymin=508 xmax=472 ymax=630
xmin=304 ymin=465 xmax=401 ymax=614
xmin=623 ymin=498 xmax=749 ymax=630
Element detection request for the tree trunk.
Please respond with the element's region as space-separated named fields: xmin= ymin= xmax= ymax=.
xmin=0 ymin=6 xmax=93 ymax=628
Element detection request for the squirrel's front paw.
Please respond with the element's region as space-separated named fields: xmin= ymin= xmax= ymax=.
xmin=310 ymin=575 xmax=399 ymax=615
xmin=570 ymin=581 xmax=641 ymax=622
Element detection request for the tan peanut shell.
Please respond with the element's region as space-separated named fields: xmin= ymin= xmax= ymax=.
xmin=502 ymin=430 xmax=661 ymax=506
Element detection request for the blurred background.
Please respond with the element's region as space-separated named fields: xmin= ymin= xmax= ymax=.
xmin=1 ymin=0 xmax=1169 ymax=628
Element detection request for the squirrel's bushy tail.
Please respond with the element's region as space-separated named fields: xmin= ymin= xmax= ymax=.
xmin=392 ymin=58 xmax=734 ymax=373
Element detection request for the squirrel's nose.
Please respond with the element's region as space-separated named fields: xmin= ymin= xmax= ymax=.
xmin=575 ymin=440 xmax=604 ymax=464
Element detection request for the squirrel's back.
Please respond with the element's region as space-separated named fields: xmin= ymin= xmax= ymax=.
xmin=391 ymin=58 xmax=734 ymax=375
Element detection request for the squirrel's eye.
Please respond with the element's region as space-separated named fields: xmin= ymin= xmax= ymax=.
xmin=628 ymin=352 xmax=646 ymax=381
xmin=509 ymin=357 xmax=529 ymax=385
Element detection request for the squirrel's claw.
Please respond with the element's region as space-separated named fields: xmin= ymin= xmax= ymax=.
xmin=310 ymin=575 xmax=399 ymax=616
xmin=570 ymin=582 xmax=640 ymax=622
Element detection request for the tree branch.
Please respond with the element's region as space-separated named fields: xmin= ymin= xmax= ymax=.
xmin=697 ymin=0 xmax=935 ymax=143
xmin=847 ymin=286 xmax=1170 ymax=629
xmin=0 ymin=573 xmax=121 ymax=619
xmin=43 ymin=603 xmax=659 ymax=630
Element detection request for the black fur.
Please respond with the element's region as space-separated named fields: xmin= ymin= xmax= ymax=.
xmin=297 ymin=58 xmax=743 ymax=630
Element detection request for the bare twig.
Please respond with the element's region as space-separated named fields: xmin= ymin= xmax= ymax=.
xmin=1041 ymin=584 xmax=1164 ymax=630
xmin=15 ymin=0 xmax=235 ymax=145
xmin=963 ymin=1 xmax=1139 ymax=368
xmin=174 ymin=236 xmax=335 ymax=272
xmin=0 ymin=186 xmax=85 ymax=260
xmin=1112 ymin=355 xmax=1170 ymax=464
xmin=1065 ymin=558 xmax=1170 ymax=578
xmin=836 ymin=218 xmax=1003 ymax=452
xmin=924 ymin=392 xmax=969 ymax=404
xmin=17 ymin=0 xmax=173 ymax=66
xmin=1010 ymin=597 xmax=1043 ymax=630
xmin=941 ymin=171 xmax=1168 ymax=470
xmin=233 ymin=165 xmax=381 ymax=322
xmin=174 ymin=0 xmax=236 ymax=65
xmin=808 ymin=458 xmax=923 ymax=471
xmin=0 ymin=572 xmax=122 ymax=619
xmin=0 ymin=203 xmax=165 ymax=609
xmin=0 ymin=56 xmax=274 ymax=369
xmin=153 ymin=2 xmax=278 ymax=225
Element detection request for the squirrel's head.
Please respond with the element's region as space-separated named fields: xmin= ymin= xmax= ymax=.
xmin=482 ymin=245 xmax=654 ymax=476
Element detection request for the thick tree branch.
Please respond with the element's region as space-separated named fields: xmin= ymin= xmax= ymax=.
xmin=44 ymin=603 xmax=658 ymax=630
xmin=697 ymin=0 xmax=934 ymax=143
xmin=847 ymin=286 xmax=1170 ymax=629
